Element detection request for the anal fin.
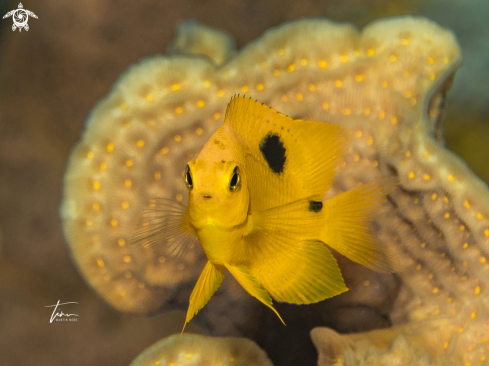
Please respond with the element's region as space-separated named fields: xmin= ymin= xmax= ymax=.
xmin=255 ymin=240 xmax=348 ymax=305
xmin=224 ymin=263 xmax=285 ymax=325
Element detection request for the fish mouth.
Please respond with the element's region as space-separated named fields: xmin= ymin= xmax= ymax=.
xmin=192 ymin=192 xmax=222 ymax=206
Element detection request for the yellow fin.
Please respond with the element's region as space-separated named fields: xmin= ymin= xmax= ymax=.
xmin=224 ymin=263 xmax=285 ymax=325
xmin=246 ymin=199 xmax=348 ymax=304
xmin=225 ymin=96 xmax=353 ymax=210
xmin=244 ymin=153 xmax=295 ymax=213
xmin=256 ymin=240 xmax=347 ymax=305
xmin=183 ymin=261 xmax=224 ymax=333
xmin=320 ymin=177 xmax=399 ymax=273
xmin=130 ymin=198 xmax=198 ymax=260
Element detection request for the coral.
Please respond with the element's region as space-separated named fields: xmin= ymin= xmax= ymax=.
xmin=61 ymin=15 xmax=489 ymax=365
xmin=130 ymin=333 xmax=273 ymax=366
xmin=170 ymin=21 xmax=236 ymax=66
xmin=305 ymin=18 xmax=489 ymax=366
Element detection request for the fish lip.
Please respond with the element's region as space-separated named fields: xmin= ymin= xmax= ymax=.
xmin=192 ymin=192 xmax=222 ymax=205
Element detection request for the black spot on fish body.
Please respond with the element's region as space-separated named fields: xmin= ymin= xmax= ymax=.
xmin=260 ymin=133 xmax=286 ymax=174
xmin=309 ymin=201 xmax=323 ymax=213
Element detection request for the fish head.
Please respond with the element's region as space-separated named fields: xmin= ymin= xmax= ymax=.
xmin=185 ymin=158 xmax=249 ymax=229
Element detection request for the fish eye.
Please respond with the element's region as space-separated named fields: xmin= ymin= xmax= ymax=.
xmin=184 ymin=165 xmax=193 ymax=191
xmin=229 ymin=166 xmax=240 ymax=192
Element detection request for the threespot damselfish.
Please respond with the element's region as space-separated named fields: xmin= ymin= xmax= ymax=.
xmin=131 ymin=95 xmax=397 ymax=332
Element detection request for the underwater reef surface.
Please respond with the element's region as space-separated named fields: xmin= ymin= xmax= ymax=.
xmin=1 ymin=0 xmax=488 ymax=365
xmin=61 ymin=14 xmax=489 ymax=366
xmin=130 ymin=333 xmax=274 ymax=366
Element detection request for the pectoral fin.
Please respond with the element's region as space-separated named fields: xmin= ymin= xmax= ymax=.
xmin=130 ymin=198 xmax=198 ymax=260
xmin=320 ymin=177 xmax=399 ymax=273
xmin=224 ymin=263 xmax=285 ymax=325
xmin=183 ymin=261 xmax=224 ymax=333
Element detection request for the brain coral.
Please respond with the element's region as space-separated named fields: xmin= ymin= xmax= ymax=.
xmin=61 ymin=15 xmax=489 ymax=365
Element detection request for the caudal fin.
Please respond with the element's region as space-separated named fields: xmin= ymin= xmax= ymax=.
xmin=320 ymin=177 xmax=398 ymax=273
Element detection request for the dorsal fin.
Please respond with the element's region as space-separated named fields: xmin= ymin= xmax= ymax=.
xmin=224 ymin=95 xmax=353 ymax=211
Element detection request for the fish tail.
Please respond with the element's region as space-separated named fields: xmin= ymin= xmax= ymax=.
xmin=320 ymin=177 xmax=399 ymax=273
xmin=183 ymin=261 xmax=225 ymax=333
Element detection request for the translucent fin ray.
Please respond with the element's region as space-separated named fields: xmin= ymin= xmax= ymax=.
xmin=130 ymin=198 xmax=198 ymax=260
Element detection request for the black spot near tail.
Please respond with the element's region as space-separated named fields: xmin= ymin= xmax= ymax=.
xmin=260 ymin=133 xmax=286 ymax=174
xmin=309 ymin=201 xmax=323 ymax=213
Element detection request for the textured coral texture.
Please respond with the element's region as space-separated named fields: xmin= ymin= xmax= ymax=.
xmin=130 ymin=334 xmax=273 ymax=366
xmin=2 ymin=1 xmax=489 ymax=366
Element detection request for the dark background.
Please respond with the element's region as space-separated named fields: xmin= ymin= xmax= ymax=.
xmin=0 ymin=0 xmax=487 ymax=364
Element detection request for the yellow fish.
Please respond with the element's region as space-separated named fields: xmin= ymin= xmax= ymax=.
xmin=131 ymin=96 xmax=397 ymax=331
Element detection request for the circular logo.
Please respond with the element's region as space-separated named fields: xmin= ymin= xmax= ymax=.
xmin=12 ymin=9 xmax=29 ymax=28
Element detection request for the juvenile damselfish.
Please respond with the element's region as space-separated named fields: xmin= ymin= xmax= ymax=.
xmin=131 ymin=96 xmax=397 ymax=331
